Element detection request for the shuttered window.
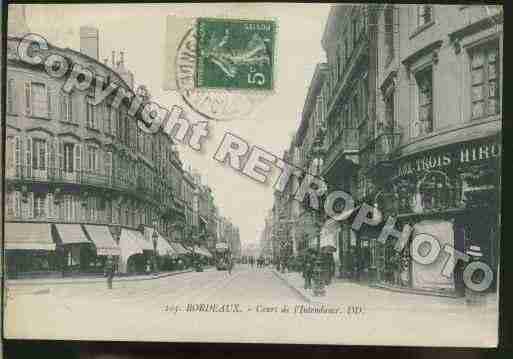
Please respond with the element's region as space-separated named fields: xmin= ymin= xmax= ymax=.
xmin=34 ymin=193 xmax=47 ymax=218
xmin=64 ymin=143 xmax=74 ymax=173
xmin=470 ymin=42 xmax=499 ymax=119
xmin=415 ymin=66 xmax=433 ymax=136
xmin=7 ymin=79 xmax=16 ymax=114
xmin=32 ymin=138 xmax=47 ymax=170
xmin=31 ymin=82 xmax=48 ymax=118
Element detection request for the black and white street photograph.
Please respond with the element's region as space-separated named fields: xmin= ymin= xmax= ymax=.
xmin=2 ymin=3 xmax=503 ymax=348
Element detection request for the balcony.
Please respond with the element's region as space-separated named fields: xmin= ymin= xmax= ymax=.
xmin=323 ymin=128 xmax=359 ymax=175
xmin=5 ymin=166 xmax=138 ymax=194
xmin=365 ymin=132 xmax=401 ymax=178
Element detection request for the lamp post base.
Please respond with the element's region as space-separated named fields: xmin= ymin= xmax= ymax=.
xmin=312 ymin=257 xmax=326 ymax=297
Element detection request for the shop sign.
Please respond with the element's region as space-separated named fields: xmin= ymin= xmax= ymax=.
xmin=395 ymin=138 xmax=500 ymax=179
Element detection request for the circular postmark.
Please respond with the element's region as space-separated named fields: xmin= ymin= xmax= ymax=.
xmin=175 ymin=26 xmax=271 ymax=122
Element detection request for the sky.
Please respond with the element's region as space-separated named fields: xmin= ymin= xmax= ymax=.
xmin=18 ymin=3 xmax=330 ymax=250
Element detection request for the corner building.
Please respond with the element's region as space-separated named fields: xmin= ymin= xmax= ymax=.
xmin=320 ymin=4 xmax=502 ymax=295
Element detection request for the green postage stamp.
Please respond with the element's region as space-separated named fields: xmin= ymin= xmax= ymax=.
xmin=196 ymin=18 xmax=276 ymax=91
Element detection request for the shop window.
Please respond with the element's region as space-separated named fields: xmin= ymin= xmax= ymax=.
xmin=470 ymin=42 xmax=499 ymax=119
xmin=417 ymin=5 xmax=433 ymax=27
xmin=414 ymin=67 xmax=433 ymax=137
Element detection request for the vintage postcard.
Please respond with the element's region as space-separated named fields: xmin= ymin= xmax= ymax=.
xmin=3 ymin=3 xmax=502 ymax=347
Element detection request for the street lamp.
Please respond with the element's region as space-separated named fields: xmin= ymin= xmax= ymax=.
xmin=152 ymin=219 xmax=159 ymax=274
xmin=310 ymin=126 xmax=327 ymax=297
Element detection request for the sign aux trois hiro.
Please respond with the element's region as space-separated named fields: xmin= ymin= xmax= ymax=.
xmin=395 ymin=137 xmax=501 ymax=178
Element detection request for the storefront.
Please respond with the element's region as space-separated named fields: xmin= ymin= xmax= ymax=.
xmin=374 ymin=135 xmax=500 ymax=294
xmin=52 ymin=224 xmax=95 ymax=276
xmin=83 ymin=225 xmax=122 ymax=273
xmin=118 ymin=228 xmax=154 ymax=274
xmin=4 ymin=223 xmax=59 ymax=279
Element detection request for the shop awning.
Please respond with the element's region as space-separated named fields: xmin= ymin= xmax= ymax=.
xmin=54 ymin=224 xmax=91 ymax=245
xmin=142 ymin=227 xmax=176 ymax=256
xmin=118 ymin=229 xmax=145 ymax=274
xmin=169 ymin=242 xmax=188 ymax=255
xmin=127 ymin=229 xmax=154 ymax=251
xmin=320 ymin=218 xmax=339 ymax=252
xmin=191 ymin=245 xmax=213 ymax=258
xmin=4 ymin=223 xmax=55 ymax=251
xmin=83 ymin=225 xmax=121 ymax=256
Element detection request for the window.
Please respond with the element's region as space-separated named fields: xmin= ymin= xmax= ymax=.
xmin=384 ymin=6 xmax=394 ymax=63
xmin=415 ymin=67 xmax=433 ymax=136
xmin=352 ymin=95 xmax=359 ymax=129
xmin=470 ymin=42 xmax=499 ymax=119
xmin=63 ymin=194 xmax=75 ymax=221
xmin=32 ymin=139 xmax=46 ymax=170
xmin=7 ymin=79 xmax=16 ymax=114
xmin=34 ymin=193 xmax=46 ymax=218
xmin=104 ymin=105 xmax=111 ymax=134
xmin=417 ymin=5 xmax=433 ymax=27
xmin=61 ymin=92 xmax=73 ymax=122
xmin=86 ymin=97 xmax=97 ymax=129
xmin=352 ymin=17 xmax=359 ymax=46
xmin=384 ymin=90 xmax=395 ymax=132
xmin=31 ymin=82 xmax=49 ymax=118
xmin=87 ymin=146 xmax=99 ymax=173
xmin=63 ymin=143 xmax=75 ymax=173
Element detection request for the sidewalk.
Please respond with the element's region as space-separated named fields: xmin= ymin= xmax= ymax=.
xmin=272 ymin=269 xmax=498 ymax=313
xmin=5 ymin=268 xmax=202 ymax=286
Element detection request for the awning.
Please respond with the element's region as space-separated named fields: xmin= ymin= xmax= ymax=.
xmin=54 ymin=224 xmax=91 ymax=244
xmin=83 ymin=225 xmax=121 ymax=256
xmin=320 ymin=218 xmax=339 ymax=252
xmin=5 ymin=223 xmax=55 ymax=251
xmin=142 ymin=227 xmax=176 ymax=256
xmin=169 ymin=242 xmax=188 ymax=255
xmin=128 ymin=229 xmax=154 ymax=251
xmin=191 ymin=245 xmax=213 ymax=258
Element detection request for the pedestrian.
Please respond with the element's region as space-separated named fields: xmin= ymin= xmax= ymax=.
xmin=303 ymin=252 xmax=314 ymax=290
xmin=106 ymin=255 xmax=116 ymax=290
xmin=228 ymin=256 xmax=233 ymax=275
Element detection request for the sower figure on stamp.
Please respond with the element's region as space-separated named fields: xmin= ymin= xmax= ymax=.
xmin=106 ymin=255 xmax=116 ymax=290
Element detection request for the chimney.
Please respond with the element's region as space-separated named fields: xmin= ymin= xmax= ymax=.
xmin=111 ymin=51 xmax=116 ymax=68
xmin=79 ymin=26 xmax=99 ymax=60
xmin=120 ymin=51 xmax=125 ymax=66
